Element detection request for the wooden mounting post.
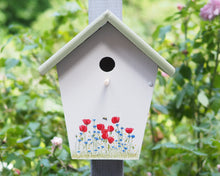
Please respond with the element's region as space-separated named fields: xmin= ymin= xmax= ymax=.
xmin=88 ymin=0 xmax=122 ymax=23
xmin=88 ymin=0 xmax=123 ymax=175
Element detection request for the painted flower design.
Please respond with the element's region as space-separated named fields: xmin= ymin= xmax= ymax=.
xmin=101 ymin=128 xmax=109 ymax=134
xmin=83 ymin=119 xmax=91 ymax=125
xmin=75 ymin=116 xmax=136 ymax=157
xmin=102 ymin=133 xmax=108 ymax=139
xmin=97 ymin=123 xmax=105 ymax=130
xmin=79 ymin=125 xmax=87 ymax=132
xmin=108 ymin=137 xmax=114 ymax=144
xmin=111 ymin=116 xmax=120 ymax=124
xmin=107 ymin=125 xmax=114 ymax=132
xmin=125 ymin=128 xmax=134 ymax=134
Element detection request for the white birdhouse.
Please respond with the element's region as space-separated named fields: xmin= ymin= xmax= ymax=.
xmin=39 ymin=11 xmax=175 ymax=160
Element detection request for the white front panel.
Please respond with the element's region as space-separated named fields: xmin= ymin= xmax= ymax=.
xmin=57 ymin=23 xmax=157 ymax=159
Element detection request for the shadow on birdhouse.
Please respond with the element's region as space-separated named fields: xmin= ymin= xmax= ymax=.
xmin=39 ymin=10 xmax=175 ymax=160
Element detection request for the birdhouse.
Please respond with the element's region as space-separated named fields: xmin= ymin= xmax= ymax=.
xmin=39 ymin=10 xmax=175 ymax=160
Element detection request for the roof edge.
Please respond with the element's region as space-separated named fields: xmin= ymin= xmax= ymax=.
xmin=106 ymin=11 xmax=175 ymax=76
xmin=38 ymin=11 xmax=109 ymax=75
xmin=39 ymin=10 xmax=175 ymax=76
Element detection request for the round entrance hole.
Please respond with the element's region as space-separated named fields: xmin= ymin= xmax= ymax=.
xmin=99 ymin=57 xmax=115 ymax=72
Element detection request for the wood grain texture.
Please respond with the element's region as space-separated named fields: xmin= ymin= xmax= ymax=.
xmin=88 ymin=0 xmax=122 ymax=23
xmin=91 ymin=160 xmax=123 ymax=176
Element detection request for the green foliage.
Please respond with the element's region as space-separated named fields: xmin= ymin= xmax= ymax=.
xmin=0 ymin=0 xmax=50 ymax=28
xmin=0 ymin=0 xmax=220 ymax=175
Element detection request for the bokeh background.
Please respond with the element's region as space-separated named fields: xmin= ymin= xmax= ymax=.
xmin=1 ymin=0 xmax=220 ymax=175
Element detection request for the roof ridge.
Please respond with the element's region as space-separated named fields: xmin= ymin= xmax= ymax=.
xmin=39 ymin=10 xmax=175 ymax=76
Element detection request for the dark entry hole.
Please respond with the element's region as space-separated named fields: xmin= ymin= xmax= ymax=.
xmin=99 ymin=57 xmax=115 ymax=72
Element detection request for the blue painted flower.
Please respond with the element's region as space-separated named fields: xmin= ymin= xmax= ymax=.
xmin=94 ymin=149 xmax=98 ymax=152
xmin=124 ymin=147 xmax=128 ymax=150
xmin=84 ymin=141 xmax=88 ymax=144
xmin=117 ymin=131 xmax=120 ymax=134
xmin=88 ymin=139 xmax=91 ymax=141
xmin=93 ymin=119 xmax=96 ymax=121
xmin=112 ymin=146 xmax=114 ymax=148
xmin=78 ymin=139 xmax=82 ymax=142
xmin=120 ymin=133 xmax=123 ymax=136
xmin=101 ymin=146 xmax=104 ymax=149
xmin=121 ymin=127 xmax=124 ymax=130
xmin=116 ymin=124 xmax=119 ymax=127
xmin=80 ymin=133 xmax=83 ymax=135
xmin=118 ymin=145 xmax=121 ymax=148
xmin=97 ymin=131 xmax=100 ymax=134
xmin=88 ymin=150 xmax=91 ymax=152
xmin=77 ymin=151 xmax=80 ymax=153
xmin=98 ymin=147 xmax=100 ymax=149
xmin=115 ymin=140 xmax=118 ymax=142
xmin=122 ymin=150 xmax=125 ymax=152
xmin=95 ymin=137 xmax=99 ymax=140
xmin=131 ymin=135 xmax=135 ymax=138
xmin=120 ymin=139 xmax=123 ymax=142
xmin=93 ymin=131 xmax=96 ymax=133
xmin=128 ymin=135 xmax=131 ymax=138
xmin=93 ymin=125 xmax=96 ymax=128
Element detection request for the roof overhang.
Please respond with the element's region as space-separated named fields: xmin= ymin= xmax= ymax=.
xmin=39 ymin=10 xmax=175 ymax=76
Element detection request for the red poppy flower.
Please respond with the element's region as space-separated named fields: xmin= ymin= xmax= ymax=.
xmin=101 ymin=128 xmax=109 ymax=134
xmin=79 ymin=125 xmax=87 ymax=132
xmin=125 ymin=128 xmax=134 ymax=134
xmin=111 ymin=116 xmax=120 ymax=124
xmin=107 ymin=125 xmax=114 ymax=132
xmin=82 ymin=119 xmax=91 ymax=125
xmin=108 ymin=137 xmax=114 ymax=144
xmin=97 ymin=124 xmax=105 ymax=130
xmin=102 ymin=133 xmax=108 ymax=139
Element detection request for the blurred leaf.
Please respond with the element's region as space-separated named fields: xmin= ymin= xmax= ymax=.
xmin=152 ymin=142 xmax=207 ymax=156
xmin=210 ymin=95 xmax=220 ymax=114
xmin=28 ymin=122 xmax=40 ymax=132
xmin=124 ymin=166 xmax=133 ymax=173
xmin=153 ymin=104 xmax=168 ymax=114
xmin=213 ymin=74 xmax=220 ymax=88
xmin=5 ymin=58 xmax=19 ymax=70
xmin=185 ymin=83 xmax=194 ymax=96
xmin=174 ymin=72 xmax=185 ymax=86
xmin=192 ymin=53 xmax=205 ymax=64
xmin=35 ymin=148 xmax=50 ymax=157
xmin=17 ymin=136 xmax=31 ymax=143
xmin=176 ymin=89 xmax=186 ymax=109
xmin=170 ymin=162 xmax=184 ymax=176
xmin=159 ymin=25 xmax=171 ymax=42
xmin=23 ymin=44 xmax=38 ymax=51
xmin=198 ymin=91 xmax=209 ymax=107
xmin=57 ymin=149 xmax=69 ymax=161
xmin=1 ymin=37 xmax=13 ymax=52
xmin=179 ymin=65 xmax=191 ymax=79
xmin=30 ymin=137 xmax=41 ymax=147
xmin=40 ymin=158 xmax=50 ymax=168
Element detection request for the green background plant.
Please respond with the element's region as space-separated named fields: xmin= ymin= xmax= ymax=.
xmin=0 ymin=0 xmax=219 ymax=175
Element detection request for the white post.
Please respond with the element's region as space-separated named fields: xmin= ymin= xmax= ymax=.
xmin=88 ymin=0 xmax=123 ymax=176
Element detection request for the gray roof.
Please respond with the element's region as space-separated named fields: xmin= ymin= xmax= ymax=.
xmin=39 ymin=10 xmax=175 ymax=76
